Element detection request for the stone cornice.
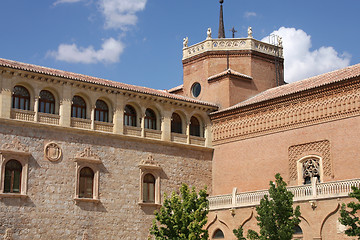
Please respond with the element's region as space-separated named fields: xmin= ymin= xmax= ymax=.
xmin=182 ymin=49 xmax=284 ymax=66
xmin=182 ymin=38 xmax=283 ymax=61
xmin=211 ymin=79 xmax=360 ymax=145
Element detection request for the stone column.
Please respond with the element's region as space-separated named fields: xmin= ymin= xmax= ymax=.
xmin=59 ymin=84 xmax=72 ymax=127
xmin=0 ymin=74 xmax=12 ymax=119
xmin=34 ymin=96 xmax=39 ymax=122
xmin=113 ymin=94 xmax=124 ymax=134
xmin=161 ymin=111 xmax=172 ymax=142
xmin=91 ymin=105 xmax=95 ymax=130
xmin=141 ymin=113 xmax=145 ymax=137
xmin=204 ymin=123 xmax=212 ymax=147
xmin=186 ymin=119 xmax=190 ymax=144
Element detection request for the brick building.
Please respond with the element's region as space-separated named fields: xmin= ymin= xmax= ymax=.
xmin=1 ymin=3 xmax=360 ymax=240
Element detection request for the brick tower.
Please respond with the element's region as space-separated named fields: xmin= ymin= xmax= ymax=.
xmin=170 ymin=0 xmax=284 ymax=109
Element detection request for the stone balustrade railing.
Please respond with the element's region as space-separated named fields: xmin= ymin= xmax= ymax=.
xmin=208 ymin=178 xmax=360 ymax=210
xmin=183 ymin=38 xmax=283 ymax=60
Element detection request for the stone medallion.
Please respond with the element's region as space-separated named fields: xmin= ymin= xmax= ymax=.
xmin=44 ymin=142 xmax=62 ymax=162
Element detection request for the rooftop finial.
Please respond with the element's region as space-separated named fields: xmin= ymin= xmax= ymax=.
xmin=218 ymin=0 xmax=225 ymax=38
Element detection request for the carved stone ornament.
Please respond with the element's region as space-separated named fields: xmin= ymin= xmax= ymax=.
xmin=44 ymin=142 xmax=62 ymax=162
xmin=82 ymin=231 xmax=89 ymax=240
xmin=139 ymin=155 xmax=161 ymax=170
xmin=75 ymin=147 xmax=101 ymax=164
xmin=1 ymin=138 xmax=29 ymax=153
xmin=3 ymin=228 xmax=13 ymax=240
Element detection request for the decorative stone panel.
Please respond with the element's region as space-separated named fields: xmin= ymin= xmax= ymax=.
xmin=288 ymin=140 xmax=332 ymax=181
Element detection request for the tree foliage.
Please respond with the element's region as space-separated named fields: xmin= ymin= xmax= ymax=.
xmin=233 ymin=225 xmax=246 ymax=240
xmin=235 ymin=173 xmax=301 ymax=240
xmin=339 ymin=186 xmax=360 ymax=238
xmin=149 ymin=184 xmax=209 ymax=240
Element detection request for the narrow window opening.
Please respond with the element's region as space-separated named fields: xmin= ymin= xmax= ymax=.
xmin=143 ymin=173 xmax=155 ymax=203
xmin=144 ymin=108 xmax=157 ymax=130
xmin=12 ymin=86 xmax=30 ymax=110
xmin=190 ymin=116 xmax=201 ymax=137
xmin=4 ymin=160 xmax=22 ymax=193
xmin=95 ymin=100 xmax=109 ymax=122
xmin=72 ymin=96 xmax=87 ymax=119
xmin=39 ymin=90 xmax=55 ymax=114
xmin=124 ymin=105 xmax=137 ymax=127
xmin=302 ymin=158 xmax=320 ymax=184
xmin=171 ymin=113 xmax=182 ymax=134
xmin=79 ymin=167 xmax=94 ymax=198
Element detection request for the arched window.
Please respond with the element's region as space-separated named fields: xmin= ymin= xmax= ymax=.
xmin=213 ymin=229 xmax=225 ymax=239
xmin=39 ymin=90 xmax=55 ymax=114
xmin=4 ymin=160 xmax=22 ymax=193
xmin=144 ymin=108 xmax=156 ymax=130
xmin=302 ymin=158 xmax=320 ymax=184
xmin=190 ymin=116 xmax=201 ymax=137
xmin=143 ymin=173 xmax=155 ymax=203
xmin=171 ymin=113 xmax=182 ymax=134
xmin=79 ymin=167 xmax=94 ymax=198
xmin=12 ymin=85 xmax=30 ymax=110
xmin=124 ymin=105 xmax=137 ymax=127
xmin=293 ymin=225 xmax=303 ymax=239
xmin=72 ymin=96 xmax=86 ymax=119
xmin=95 ymin=100 xmax=109 ymax=122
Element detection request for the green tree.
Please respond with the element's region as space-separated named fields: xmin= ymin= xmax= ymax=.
xmin=149 ymin=184 xmax=209 ymax=240
xmin=339 ymin=186 xmax=360 ymax=238
xmin=239 ymin=173 xmax=301 ymax=240
xmin=233 ymin=225 xmax=246 ymax=240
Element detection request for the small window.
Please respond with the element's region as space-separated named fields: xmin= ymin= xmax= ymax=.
xmin=190 ymin=116 xmax=201 ymax=137
xmin=302 ymin=158 xmax=320 ymax=184
xmin=39 ymin=90 xmax=55 ymax=114
xmin=12 ymin=85 xmax=30 ymax=110
xmin=144 ymin=108 xmax=157 ymax=130
xmin=171 ymin=113 xmax=182 ymax=134
xmin=143 ymin=173 xmax=155 ymax=203
xmin=79 ymin=167 xmax=94 ymax=198
xmin=72 ymin=96 xmax=86 ymax=119
xmin=95 ymin=100 xmax=109 ymax=122
xmin=213 ymin=229 xmax=224 ymax=239
xmin=124 ymin=105 xmax=137 ymax=127
xmin=4 ymin=160 xmax=22 ymax=193
xmin=191 ymin=82 xmax=201 ymax=98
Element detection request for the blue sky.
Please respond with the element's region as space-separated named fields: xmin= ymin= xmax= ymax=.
xmin=1 ymin=0 xmax=359 ymax=90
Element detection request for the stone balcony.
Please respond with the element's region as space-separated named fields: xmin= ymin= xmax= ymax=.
xmin=8 ymin=108 xmax=208 ymax=148
xmin=208 ymin=178 xmax=360 ymax=211
xmin=182 ymin=38 xmax=283 ymax=60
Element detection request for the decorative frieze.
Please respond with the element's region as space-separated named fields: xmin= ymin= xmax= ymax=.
xmin=183 ymin=38 xmax=283 ymax=60
xmin=212 ymin=85 xmax=360 ymax=145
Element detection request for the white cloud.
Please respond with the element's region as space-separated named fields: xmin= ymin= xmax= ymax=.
xmin=244 ymin=12 xmax=257 ymax=18
xmin=53 ymin=0 xmax=82 ymax=6
xmin=48 ymin=38 xmax=125 ymax=64
xmin=262 ymin=27 xmax=351 ymax=83
xmin=99 ymin=0 xmax=147 ymax=30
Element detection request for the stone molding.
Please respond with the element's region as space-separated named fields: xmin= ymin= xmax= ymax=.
xmin=182 ymin=38 xmax=283 ymax=60
xmin=1 ymin=138 xmax=29 ymax=153
xmin=288 ymin=140 xmax=332 ymax=181
xmin=211 ymin=83 xmax=360 ymax=145
xmin=75 ymin=147 xmax=101 ymax=163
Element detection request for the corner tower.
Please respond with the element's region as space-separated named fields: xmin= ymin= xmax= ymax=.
xmin=170 ymin=1 xmax=284 ymax=109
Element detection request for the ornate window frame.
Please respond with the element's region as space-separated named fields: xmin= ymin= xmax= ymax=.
xmin=138 ymin=155 xmax=161 ymax=206
xmin=74 ymin=148 xmax=101 ymax=203
xmin=0 ymin=139 xmax=30 ymax=198
xmin=297 ymin=155 xmax=323 ymax=185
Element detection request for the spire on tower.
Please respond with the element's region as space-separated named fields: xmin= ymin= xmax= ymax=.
xmin=218 ymin=0 xmax=225 ymax=38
